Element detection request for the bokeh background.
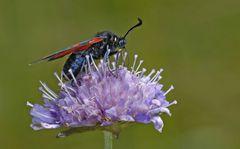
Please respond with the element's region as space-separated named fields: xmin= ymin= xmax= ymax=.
xmin=0 ymin=0 xmax=240 ymax=148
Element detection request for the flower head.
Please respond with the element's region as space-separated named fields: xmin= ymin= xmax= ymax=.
xmin=27 ymin=50 xmax=177 ymax=137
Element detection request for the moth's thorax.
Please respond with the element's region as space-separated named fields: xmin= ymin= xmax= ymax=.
xmin=95 ymin=31 xmax=123 ymax=55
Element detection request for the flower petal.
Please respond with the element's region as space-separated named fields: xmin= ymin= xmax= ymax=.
xmin=151 ymin=116 xmax=164 ymax=133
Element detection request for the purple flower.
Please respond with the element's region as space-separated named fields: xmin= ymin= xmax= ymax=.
xmin=27 ymin=51 xmax=177 ymax=137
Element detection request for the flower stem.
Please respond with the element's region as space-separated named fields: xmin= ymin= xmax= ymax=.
xmin=104 ymin=131 xmax=113 ymax=149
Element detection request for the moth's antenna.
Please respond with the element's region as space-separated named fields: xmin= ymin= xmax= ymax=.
xmin=123 ymin=18 xmax=143 ymax=39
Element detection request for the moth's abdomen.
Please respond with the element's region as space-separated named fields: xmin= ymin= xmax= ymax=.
xmin=63 ymin=53 xmax=85 ymax=79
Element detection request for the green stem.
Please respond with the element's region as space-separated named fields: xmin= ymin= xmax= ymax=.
xmin=104 ymin=131 xmax=113 ymax=149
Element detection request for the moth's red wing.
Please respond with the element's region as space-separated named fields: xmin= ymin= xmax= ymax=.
xmin=30 ymin=37 xmax=103 ymax=65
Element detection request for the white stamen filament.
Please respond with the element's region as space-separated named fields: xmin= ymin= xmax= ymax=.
xmin=154 ymin=76 xmax=162 ymax=83
xmin=26 ymin=101 xmax=33 ymax=107
xmin=112 ymin=62 xmax=116 ymax=70
xmin=147 ymin=69 xmax=156 ymax=78
xmin=152 ymin=75 xmax=161 ymax=82
xmin=90 ymin=54 xmax=99 ymax=71
xmin=135 ymin=70 xmax=142 ymax=75
xmin=68 ymin=69 xmax=78 ymax=86
xmin=54 ymin=72 xmax=76 ymax=102
xmin=107 ymin=49 xmax=111 ymax=65
xmin=164 ymin=85 xmax=174 ymax=96
xmin=100 ymin=59 xmax=103 ymax=65
xmin=39 ymin=81 xmax=58 ymax=98
xmin=60 ymin=72 xmax=63 ymax=81
xmin=131 ymin=54 xmax=138 ymax=73
xmin=85 ymin=55 xmax=92 ymax=73
xmin=39 ymin=86 xmax=55 ymax=100
xmin=80 ymin=61 xmax=86 ymax=73
xmin=103 ymin=49 xmax=111 ymax=69
xmin=151 ymin=69 xmax=163 ymax=82
xmin=99 ymin=59 xmax=106 ymax=73
xmin=61 ymin=71 xmax=70 ymax=81
xmin=65 ymin=86 xmax=77 ymax=93
xmin=122 ymin=52 xmax=128 ymax=66
xmin=135 ymin=60 xmax=143 ymax=74
xmin=113 ymin=54 xmax=117 ymax=61
xmin=159 ymin=68 xmax=164 ymax=74
xmin=42 ymin=94 xmax=54 ymax=100
xmin=84 ymin=64 xmax=88 ymax=74
xmin=54 ymin=72 xmax=64 ymax=87
xmin=114 ymin=52 xmax=121 ymax=65
xmin=164 ymin=100 xmax=177 ymax=108
xmin=104 ymin=49 xmax=111 ymax=61
xmin=140 ymin=68 xmax=147 ymax=77
xmin=150 ymin=71 xmax=160 ymax=82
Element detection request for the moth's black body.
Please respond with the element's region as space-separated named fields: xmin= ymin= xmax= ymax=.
xmin=63 ymin=31 xmax=122 ymax=78
xmin=32 ymin=18 xmax=143 ymax=79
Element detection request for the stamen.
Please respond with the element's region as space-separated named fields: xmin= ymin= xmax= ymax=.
xmin=90 ymin=54 xmax=99 ymax=71
xmin=61 ymin=71 xmax=70 ymax=81
xmin=135 ymin=70 xmax=142 ymax=75
xmin=65 ymin=86 xmax=77 ymax=93
xmin=164 ymin=100 xmax=177 ymax=108
xmin=42 ymin=94 xmax=54 ymax=100
xmin=114 ymin=52 xmax=121 ymax=64
xmin=114 ymin=54 xmax=117 ymax=61
xmin=54 ymin=72 xmax=76 ymax=102
xmin=103 ymin=49 xmax=111 ymax=63
xmin=164 ymin=85 xmax=174 ymax=96
xmin=131 ymin=54 xmax=138 ymax=73
xmin=140 ymin=68 xmax=147 ymax=77
xmin=39 ymin=81 xmax=58 ymax=98
xmin=150 ymin=69 xmax=163 ymax=82
xmin=115 ymin=52 xmax=121 ymax=68
xmin=159 ymin=68 xmax=164 ymax=74
xmin=84 ymin=64 xmax=88 ymax=73
xmin=26 ymin=101 xmax=33 ymax=107
xmin=150 ymin=71 xmax=160 ymax=82
xmin=68 ymin=69 xmax=78 ymax=86
xmin=39 ymin=86 xmax=55 ymax=100
xmin=100 ymin=59 xmax=104 ymax=65
xmin=153 ymin=69 xmax=163 ymax=83
xmin=80 ymin=61 xmax=86 ymax=73
xmin=152 ymin=75 xmax=161 ymax=82
xmin=54 ymin=72 xmax=64 ymax=87
xmin=155 ymin=76 xmax=162 ymax=83
xmin=85 ymin=55 xmax=92 ymax=73
xmin=135 ymin=60 xmax=143 ymax=74
xmin=103 ymin=49 xmax=111 ymax=71
xmin=112 ymin=62 xmax=116 ymax=70
xmin=147 ymin=69 xmax=156 ymax=78
xmin=60 ymin=72 xmax=63 ymax=81
xmin=122 ymin=52 xmax=128 ymax=66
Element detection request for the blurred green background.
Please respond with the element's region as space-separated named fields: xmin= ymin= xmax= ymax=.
xmin=0 ymin=0 xmax=240 ymax=148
